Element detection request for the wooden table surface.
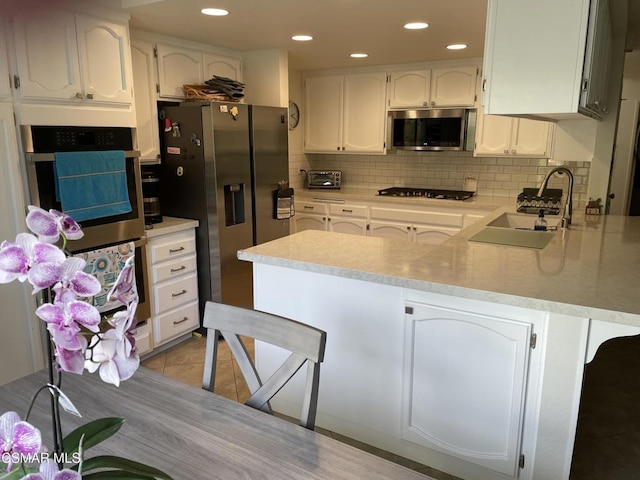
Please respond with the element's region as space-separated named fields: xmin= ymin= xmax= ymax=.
xmin=0 ymin=367 xmax=433 ymax=479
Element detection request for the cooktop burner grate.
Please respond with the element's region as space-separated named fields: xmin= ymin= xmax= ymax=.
xmin=377 ymin=187 xmax=475 ymax=201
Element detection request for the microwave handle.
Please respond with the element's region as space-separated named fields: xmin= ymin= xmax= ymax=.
xmin=26 ymin=150 xmax=141 ymax=163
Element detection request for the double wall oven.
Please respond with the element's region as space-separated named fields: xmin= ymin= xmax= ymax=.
xmin=22 ymin=126 xmax=151 ymax=326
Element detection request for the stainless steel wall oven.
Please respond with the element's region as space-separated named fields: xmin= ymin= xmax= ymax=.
xmin=22 ymin=125 xmax=150 ymax=324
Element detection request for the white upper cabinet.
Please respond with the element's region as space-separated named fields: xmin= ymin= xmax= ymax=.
xmin=13 ymin=12 xmax=81 ymax=101
xmin=13 ymin=12 xmax=132 ymax=105
xmin=475 ymin=106 xmax=552 ymax=158
xmin=388 ymin=65 xmax=478 ymax=109
xmin=156 ymin=43 xmax=242 ymax=99
xmin=0 ymin=22 xmax=11 ymax=99
xmin=204 ymin=53 xmax=242 ymax=82
xmin=131 ymin=38 xmax=160 ymax=163
xmin=388 ymin=70 xmax=430 ymax=108
xmin=304 ymin=72 xmax=386 ymax=154
xmin=75 ymin=15 xmax=132 ymax=104
xmin=482 ymin=0 xmax=614 ymax=120
xmin=156 ymin=43 xmax=203 ymax=98
xmin=430 ymin=66 xmax=478 ymax=107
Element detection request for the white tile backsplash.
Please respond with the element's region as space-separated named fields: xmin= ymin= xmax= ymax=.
xmin=302 ymin=151 xmax=590 ymax=203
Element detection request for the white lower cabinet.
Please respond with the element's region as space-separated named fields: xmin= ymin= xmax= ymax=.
xmin=254 ymin=265 xmax=546 ymax=480
xmin=369 ymin=206 xmax=464 ymax=244
xmin=403 ymin=300 xmax=536 ymax=477
xmin=327 ymin=203 xmax=368 ymax=235
xmin=147 ymin=229 xmax=199 ymax=346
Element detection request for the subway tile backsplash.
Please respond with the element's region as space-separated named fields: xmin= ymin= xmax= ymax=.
xmin=290 ymin=151 xmax=590 ymax=204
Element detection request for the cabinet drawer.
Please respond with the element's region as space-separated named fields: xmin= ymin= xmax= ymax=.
xmin=152 ymin=254 xmax=197 ymax=283
xmin=297 ymin=201 xmax=328 ymax=214
xmin=134 ymin=323 xmax=153 ymax=356
xmin=370 ymin=207 xmax=464 ymax=228
xmin=154 ymin=273 xmax=198 ymax=314
xmin=154 ymin=301 xmax=199 ymax=345
xmin=149 ymin=230 xmax=196 ymax=263
xmin=328 ymin=204 xmax=368 ymax=218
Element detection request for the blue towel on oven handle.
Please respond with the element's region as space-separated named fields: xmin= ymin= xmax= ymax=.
xmin=54 ymin=150 xmax=132 ymax=223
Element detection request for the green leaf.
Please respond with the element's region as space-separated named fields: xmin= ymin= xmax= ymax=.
xmin=78 ymin=456 xmax=173 ymax=480
xmin=62 ymin=417 xmax=125 ymax=454
xmin=0 ymin=466 xmax=38 ymax=480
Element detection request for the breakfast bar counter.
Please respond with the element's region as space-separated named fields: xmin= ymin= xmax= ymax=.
xmin=238 ymin=209 xmax=640 ymax=480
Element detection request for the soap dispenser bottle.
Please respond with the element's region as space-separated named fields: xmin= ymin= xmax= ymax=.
xmin=534 ymin=209 xmax=547 ymax=231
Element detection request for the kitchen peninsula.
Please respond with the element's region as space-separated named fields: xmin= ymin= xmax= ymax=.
xmin=238 ymin=208 xmax=640 ymax=480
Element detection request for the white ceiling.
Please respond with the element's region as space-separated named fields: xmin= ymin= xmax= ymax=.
xmin=121 ymin=0 xmax=488 ymax=71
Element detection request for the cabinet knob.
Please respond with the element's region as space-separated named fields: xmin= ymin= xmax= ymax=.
xmin=86 ymin=93 xmax=94 ymax=100
xmin=430 ymin=101 xmax=436 ymax=107
xmin=336 ymin=146 xmax=340 ymax=151
xmin=423 ymin=101 xmax=429 ymax=107
xmin=504 ymin=149 xmax=509 ymax=154
xmin=342 ymin=146 xmax=345 ymax=151
xmin=406 ymin=226 xmax=411 ymax=231
xmin=511 ymin=149 xmax=516 ymax=154
xmin=75 ymin=92 xmax=83 ymax=99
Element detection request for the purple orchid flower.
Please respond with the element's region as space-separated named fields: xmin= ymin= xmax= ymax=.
xmin=52 ymin=257 xmax=101 ymax=299
xmin=36 ymin=300 xmax=99 ymax=351
xmin=0 ymin=411 xmax=42 ymax=473
xmin=106 ymin=256 xmax=138 ymax=307
xmin=26 ymin=207 xmax=83 ymax=244
xmin=21 ymin=459 xmax=81 ymax=480
xmin=85 ymin=322 xmax=140 ymax=387
xmin=54 ymin=345 xmax=86 ymax=375
xmin=0 ymin=233 xmax=65 ymax=292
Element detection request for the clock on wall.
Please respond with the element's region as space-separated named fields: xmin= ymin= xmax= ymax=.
xmin=288 ymin=101 xmax=300 ymax=130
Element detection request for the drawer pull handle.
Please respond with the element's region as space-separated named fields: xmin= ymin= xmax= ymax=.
xmin=173 ymin=317 xmax=188 ymax=325
xmin=169 ymin=246 xmax=185 ymax=253
xmin=170 ymin=266 xmax=186 ymax=273
xmin=342 ymin=209 xmax=353 ymax=213
xmin=172 ymin=289 xmax=187 ymax=297
xmin=304 ymin=205 xmax=314 ymax=210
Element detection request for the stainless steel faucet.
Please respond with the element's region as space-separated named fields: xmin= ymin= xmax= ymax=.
xmin=537 ymin=167 xmax=574 ymax=228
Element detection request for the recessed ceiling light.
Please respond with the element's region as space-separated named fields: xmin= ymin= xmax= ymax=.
xmin=447 ymin=43 xmax=468 ymax=50
xmin=404 ymin=22 xmax=429 ymax=30
xmin=292 ymin=35 xmax=313 ymax=42
xmin=201 ymin=8 xmax=229 ymax=16
xmin=350 ymin=53 xmax=368 ymax=58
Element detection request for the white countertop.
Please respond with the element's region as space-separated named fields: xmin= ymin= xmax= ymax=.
xmin=238 ymin=208 xmax=640 ymax=327
xmin=144 ymin=216 xmax=199 ymax=238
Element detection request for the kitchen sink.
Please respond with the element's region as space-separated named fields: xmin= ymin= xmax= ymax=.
xmin=468 ymin=227 xmax=555 ymax=249
xmin=486 ymin=212 xmax=561 ymax=230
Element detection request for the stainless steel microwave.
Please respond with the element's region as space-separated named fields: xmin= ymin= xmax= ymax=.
xmin=388 ymin=108 xmax=476 ymax=152
xmin=307 ymin=170 xmax=342 ymax=189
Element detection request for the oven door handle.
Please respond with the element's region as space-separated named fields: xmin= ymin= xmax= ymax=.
xmin=26 ymin=150 xmax=141 ymax=163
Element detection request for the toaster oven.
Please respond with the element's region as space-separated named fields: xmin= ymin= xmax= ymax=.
xmin=307 ymin=170 xmax=342 ymax=189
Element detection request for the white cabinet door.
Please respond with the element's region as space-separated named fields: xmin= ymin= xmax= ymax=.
xmin=304 ymin=75 xmax=343 ymax=152
xmin=293 ymin=213 xmax=327 ymax=233
xmin=0 ymin=22 xmax=11 ymax=99
xmin=413 ymin=225 xmax=459 ymax=245
xmin=204 ymin=53 xmax=242 ymax=81
xmin=13 ymin=12 xmax=81 ymax=101
xmin=403 ymin=301 xmax=532 ymax=477
xmin=430 ymin=66 xmax=477 ymax=107
xmin=157 ymin=43 xmax=204 ymax=98
xmin=388 ymin=70 xmax=430 ymax=108
xmin=328 ymin=217 xmax=367 ymax=236
xmin=510 ymin=117 xmax=552 ymax=157
xmin=131 ymin=38 xmax=160 ymax=162
xmin=474 ymin=112 xmax=512 ymax=155
xmin=0 ymin=103 xmax=43 ymax=384
xmin=369 ymin=220 xmax=412 ymax=242
xmin=343 ymin=72 xmax=387 ymax=153
xmin=75 ymin=15 xmax=132 ymax=104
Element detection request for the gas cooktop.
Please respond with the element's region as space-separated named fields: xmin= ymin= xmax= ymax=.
xmin=377 ymin=187 xmax=475 ymax=201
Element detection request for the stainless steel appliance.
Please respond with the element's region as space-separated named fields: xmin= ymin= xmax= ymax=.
xmin=388 ymin=109 xmax=476 ymax=152
xmin=159 ymin=103 xmax=291 ymax=313
xmin=22 ymin=125 xmax=151 ymax=323
xmin=378 ymin=187 xmax=475 ymax=200
xmin=307 ymin=170 xmax=342 ymax=189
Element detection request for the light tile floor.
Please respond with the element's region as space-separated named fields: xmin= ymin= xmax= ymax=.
xmin=142 ymin=334 xmax=461 ymax=480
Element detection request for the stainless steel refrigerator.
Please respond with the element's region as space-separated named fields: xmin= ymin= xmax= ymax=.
xmin=159 ymin=102 xmax=291 ymax=314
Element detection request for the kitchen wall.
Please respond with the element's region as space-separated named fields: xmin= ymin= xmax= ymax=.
xmin=291 ymin=151 xmax=590 ymax=203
